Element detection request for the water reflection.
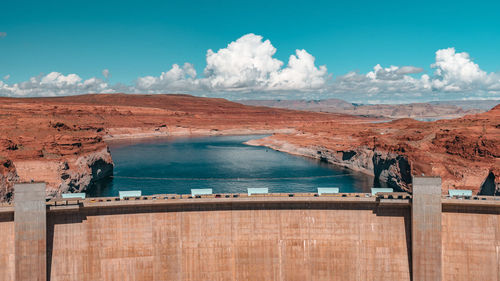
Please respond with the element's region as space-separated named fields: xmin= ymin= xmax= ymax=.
xmin=88 ymin=135 xmax=378 ymax=197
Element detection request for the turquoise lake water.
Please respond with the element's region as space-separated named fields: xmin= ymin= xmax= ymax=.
xmin=88 ymin=135 xmax=375 ymax=197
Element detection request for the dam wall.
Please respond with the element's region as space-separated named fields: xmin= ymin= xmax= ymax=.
xmin=0 ymin=211 xmax=14 ymax=281
xmin=442 ymin=206 xmax=500 ymax=280
xmin=46 ymin=200 xmax=411 ymax=281
xmin=0 ymin=183 xmax=499 ymax=280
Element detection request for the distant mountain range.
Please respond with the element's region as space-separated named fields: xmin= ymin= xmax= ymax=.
xmin=238 ymin=99 xmax=500 ymax=120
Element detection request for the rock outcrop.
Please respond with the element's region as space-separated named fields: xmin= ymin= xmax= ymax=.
xmin=57 ymin=147 xmax=114 ymax=195
xmin=0 ymin=93 xmax=498 ymax=200
xmin=0 ymin=159 xmax=19 ymax=202
xmin=12 ymin=149 xmax=113 ymax=197
xmin=0 ymin=94 xmax=362 ymax=201
xmin=247 ymin=105 xmax=500 ymax=195
xmin=245 ymin=139 xmax=412 ymax=192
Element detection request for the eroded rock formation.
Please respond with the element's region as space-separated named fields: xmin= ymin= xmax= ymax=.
xmin=248 ymin=105 xmax=500 ymax=195
xmin=0 ymin=94 xmax=360 ymax=201
xmin=0 ymin=159 xmax=19 ymax=202
xmin=0 ymin=93 xmax=498 ymax=200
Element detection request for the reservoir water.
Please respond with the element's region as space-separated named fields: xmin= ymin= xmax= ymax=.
xmin=89 ymin=135 xmax=375 ymax=197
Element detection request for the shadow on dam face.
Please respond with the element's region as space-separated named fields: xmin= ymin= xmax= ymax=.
xmin=0 ymin=212 xmax=13 ymax=223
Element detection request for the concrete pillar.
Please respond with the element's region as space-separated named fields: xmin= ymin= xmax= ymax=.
xmin=412 ymin=177 xmax=442 ymax=281
xmin=14 ymin=183 xmax=46 ymax=281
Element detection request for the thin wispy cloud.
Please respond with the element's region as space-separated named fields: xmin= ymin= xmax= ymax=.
xmin=102 ymin=69 xmax=110 ymax=79
xmin=1 ymin=34 xmax=499 ymax=103
xmin=0 ymin=32 xmax=6 ymax=38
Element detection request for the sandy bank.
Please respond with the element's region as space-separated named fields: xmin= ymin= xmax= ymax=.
xmin=103 ymin=127 xmax=296 ymax=141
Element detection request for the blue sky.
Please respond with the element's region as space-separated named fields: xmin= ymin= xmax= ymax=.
xmin=1 ymin=0 xmax=500 ymax=102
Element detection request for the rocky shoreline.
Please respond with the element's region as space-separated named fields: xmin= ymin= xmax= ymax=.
xmin=245 ymin=111 xmax=500 ymax=196
xmin=246 ymin=136 xmax=500 ymax=195
xmin=0 ymin=128 xmax=294 ymax=202
xmin=245 ymin=138 xmax=412 ymax=192
xmin=1 ymin=94 xmax=498 ymax=201
xmin=2 ymin=147 xmax=114 ymax=201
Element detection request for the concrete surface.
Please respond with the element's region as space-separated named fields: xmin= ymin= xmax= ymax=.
xmin=412 ymin=177 xmax=442 ymax=281
xmin=0 ymin=186 xmax=498 ymax=281
xmin=14 ymin=183 xmax=46 ymax=281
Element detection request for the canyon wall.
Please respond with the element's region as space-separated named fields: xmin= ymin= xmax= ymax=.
xmin=0 ymin=160 xmax=18 ymax=202
xmin=1 ymin=94 xmax=498 ymax=200
xmin=245 ymin=138 xmax=412 ymax=192
xmin=0 ymin=94 xmax=362 ymax=201
xmin=11 ymin=148 xmax=113 ymax=199
xmin=247 ymin=105 xmax=500 ymax=195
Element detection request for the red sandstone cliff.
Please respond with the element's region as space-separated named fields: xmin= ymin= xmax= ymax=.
xmin=248 ymin=105 xmax=500 ymax=195
xmin=0 ymin=123 xmax=114 ymax=200
xmin=0 ymin=93 xmax=498 ymax=201
xmin=0 ymin=94 xmax=360 ymax=201
xmin=0 ymin=159 xmax=19 ymax=201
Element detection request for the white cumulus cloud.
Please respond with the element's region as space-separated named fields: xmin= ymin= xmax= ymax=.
xmin=269 ymin=49 xmax=328 ymax=90
xmin=0 ymin=72 xmax=113 ymax=97
xmin=132 ymin=33 xmax=329 ymax=93
xmin=429 ymin=47 xmax=498 ymax=92
xmin=135 ymin=63 xmax=199 ymax=93
xmin=329 ymin=48 xmax=500 ymax=102
xmin=203 ymin=33 xmax=283 ymax=90
xmin=40 ymin=72 xmax=81 ymax=86
xmin=331 ymin=66 xmax=430 ymax=102
xmin=1 ymin=34 xmax=500 ymax=103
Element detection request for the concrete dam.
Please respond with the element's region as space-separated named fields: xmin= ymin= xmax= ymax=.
xmin=0 ymin=177 xmax=499 ymax=281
